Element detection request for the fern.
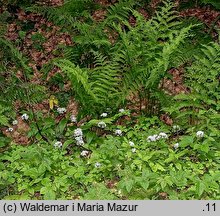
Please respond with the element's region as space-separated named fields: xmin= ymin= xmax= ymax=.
xmin=25 ymin=0 xmax=93 ymax=29
xmin=103 ymin=0 xmax=136 ymax=25
xmin=200 ymin=0 xmax=220 ymax=9
xmin=0 ymin=38 xmax=32 ymax=76
xmin=165 ymin=42 xmax=220 ymax=132
xmin=55 ymin=52 xmax=122 ymax=115
xmin=55 ymin=0 xmax=197 ymax=115
xmin=0 ymin=105 xmax=10 ymax=126
xmin=0 ymin=38 xmax=46 ymax=126
xmin=110 ymin=0 xmax=194 ymax=110
xmin=74 ymin=22 xmax=111 ymax=48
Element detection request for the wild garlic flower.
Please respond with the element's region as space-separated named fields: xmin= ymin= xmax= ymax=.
xmin=119 ymin=108 xmax=125 ymax=113
xmin=75 ymin=136 xmax=84 ymax=146
xmin=97 ymin=121 xmax=106 ymax=128
xmin=54 ymin=141 xmax=62 ymax=148
xmin=77 ymin=140 xmax=84 ymax=146
xmin=147 ymin=133 xmax=168 ymax=142
xmin=131 ymin=148 xmax=136 ymax=153
xmin=115 ymin=129 xmax=122 ymax=136
xmin=70 ymin=114 xmax=77 ymax=123
xmin=147 ymin=135 xmax=158 ymax=142
xmin=158 ymin=132 xmax=168 ymax=139
xmin=80 ymin=150 xmax=89 ymax=157
xmin=12 ymin=120 xmax=18 ymax=125
xmin=100 ymin=112 xmax=108 ymax=117
xmin=57 ymin=107 xmax=66 ymax=114
xmin=174 ymin=143 xmax=179 ymax=149
xmin=6 ymin=127 xmax=13 ymax=132
xmin=129 ymin=141 xmax=135 ymax=147
xmin=74 ymin=128 xmax=83 ymax=137
xmin=95 ymin=162 xmax=101 ymax=168
xmin=196 ymin=131 xmax=204 ymax=138
xmin=21 ymin=113 xmax=29 ymax=120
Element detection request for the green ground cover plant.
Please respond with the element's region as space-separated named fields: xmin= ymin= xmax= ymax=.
xmin=0 ymin=0 xmax=219 ymax=200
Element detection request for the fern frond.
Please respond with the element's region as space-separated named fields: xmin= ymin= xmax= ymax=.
xmin=25 ymin=0 xmax=92 ymax=28
xmin=0 ymin=105 xmax=10 ymax=126
xmin=166 ymin=42 xmax=220 ymax=129
xmin=55 ymin=51 xmax=122 ymax=114
xmin=55 ymin=59 xmax=97 ymax=101
xmin=103 ymin=0 xmax=135 ymax=25
xmin=0 ymin=38 xmax=32 ymax=76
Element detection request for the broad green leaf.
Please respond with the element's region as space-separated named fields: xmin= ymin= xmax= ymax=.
xmin=126 ymin=179 xmax=134 ymax=193
xmin=196 ymin=181 xmax=206 ymax=197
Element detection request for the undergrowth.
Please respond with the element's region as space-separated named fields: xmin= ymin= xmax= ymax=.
xmin=0 ymin=0 xmax=219 ymax=200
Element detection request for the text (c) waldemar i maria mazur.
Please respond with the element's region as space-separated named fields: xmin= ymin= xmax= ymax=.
xmin=19 ymin=202 xmax=138 ymax=212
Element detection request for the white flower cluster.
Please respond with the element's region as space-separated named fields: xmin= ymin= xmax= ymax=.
xmin=196 ymin=131 xmax=204 ymax=138
xmin=119 ymin=108 xmax=125 ymax=113
xmin=98 ymin=121 xmax=106 ymax=128
xmin=115 ymin=129 xmax=122 ymax=136
xmin=95 ymin=162 xmax=101 ymax=168
xmin=173 ymin=143 xmax=179 ymax=150
xmin=147 ymin=134 xmax=159 ymax=142
xmin=12 ymin=120 xmax=18 ymax=125
xmin=70 ymin=114 xmax=77 ymax=123
xmin=131 ymin=148 xmax=136 ymax=153
xmin=21 ymin=113 xmax=29 ymax=120
xmin=74 ymin=128 xmax=83 ymax=137
xmin=57 ymin=107 xmax=66 ymax=114
xmin=74 ymin=128 xmax=84 ymax=146
xmin=129 ymin=141 xmax=136 ymax=153
xmin=80 ymin=150 xmax=89 ymax=157
xmin=6 ymin=127 xmax=13 ymax=132
xmin=147 ymin=132 xmax=168 ymax=142
xmin=100 ymin=112 xmax=107 ymax=118
xmin=75 ymin=136 xmax=84 ymax=146
xmin=54 ymin=141 xmax=62 ymax=148
xmin=129 ymin=141 xmax=135 ymax=147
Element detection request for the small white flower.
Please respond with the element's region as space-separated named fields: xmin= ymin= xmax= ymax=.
xmin=173 ymin=125 xmax=180 ymax=131
xmin=100 ymin=112 xmax=107 ymax=117
xmin=129 ymin=141 xmax=135 ymax=147
xmin=159 ymin=132 xmax=168 ymax=139
xmin=115 ymin=129 xmax=122 ymax=136
xmin=70 ymin=115 xmax=77 ymax=123
xmin=196 ymin=131 xmax=204 ymax=138
xmin=173 ymin=143 xmax=179 ymax=149
xmin=147 ymin=134 xmax=158 ymax=142
xmin=75 ymin=136 xmax=83 ymax=142
xmin=54 ymin=141 xmax=62 ymax=148
xmin=95 ymin=162 xmax=101 ymax=168
xmin=6 ymin=127 xmax=13 ymax=132
xmin=21 ymin=113 xmax=29 ymax=120
xmin=119 ymin=108 xmax=125 ymax=113
xmin=57 ymin=107 xmax=66 ymax=114
xmin=80 ymin=150 xmax=89 ymax=157
xmin=77 ymin=140 xmax=85 ymax=146
xmin=156 ymin=135 xmax=161 ymax=140
xmin=131 ymin=148 xmax=136 ymax=153
xmin=74 ymin=128 xmax=83 ymax=137
xmin=97 ymin=121 xmax=106 ymax=128
xmin=75 ymin=136 xmax=84 ymax=146
xmin=12 ymin=120 xmax=18 ymax=125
